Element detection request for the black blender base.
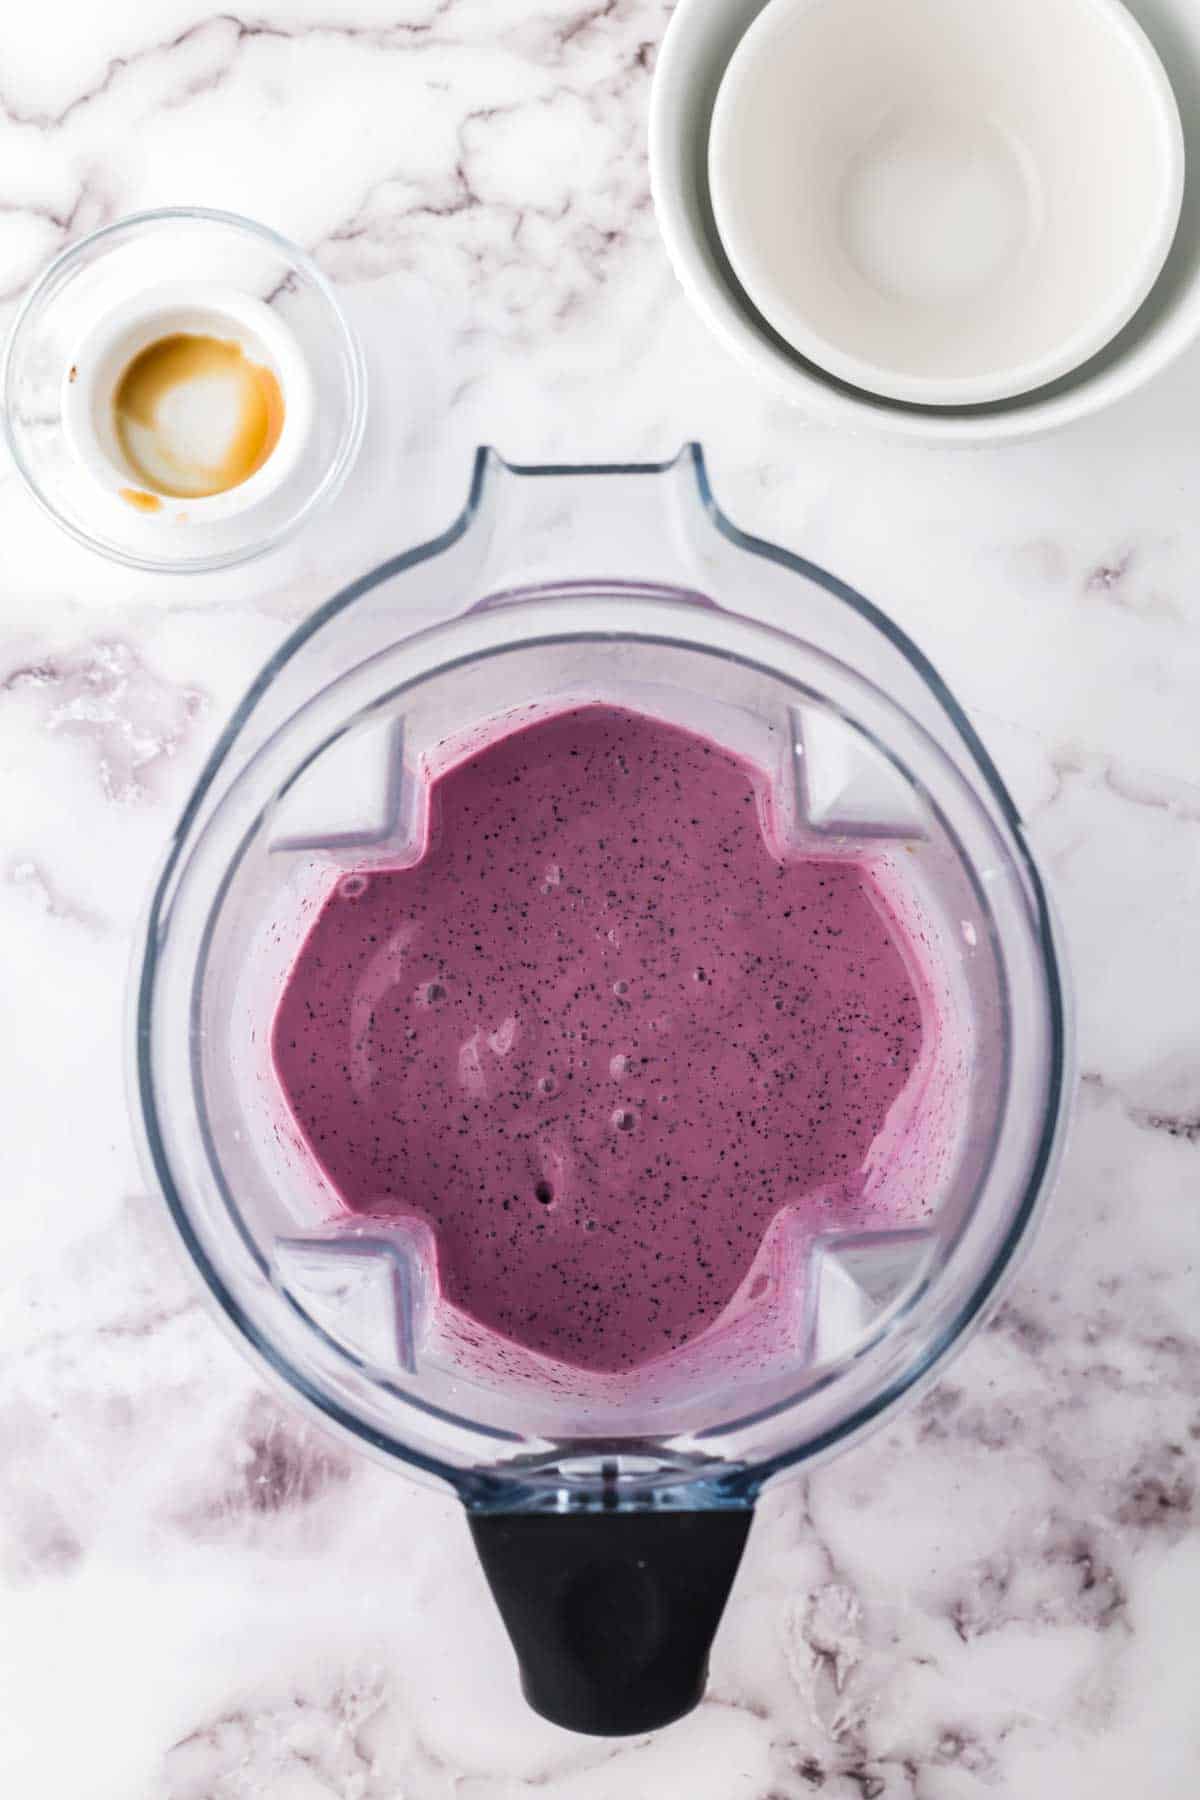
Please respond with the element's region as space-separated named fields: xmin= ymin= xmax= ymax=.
xmin=468 ymin=1506 xmax=753 ymax=1736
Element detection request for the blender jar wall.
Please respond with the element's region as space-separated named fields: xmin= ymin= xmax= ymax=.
xmin=146 ymin=597 xmax=1054 ymax=1474
xmin=136 ymin=447 xmax=1069 ymax=1494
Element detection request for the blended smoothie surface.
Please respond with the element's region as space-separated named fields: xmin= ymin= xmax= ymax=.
xmin=272 ymin=705 xmax=928 ymax=1373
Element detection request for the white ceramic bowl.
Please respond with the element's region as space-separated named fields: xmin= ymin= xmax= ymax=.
xmin=650 ymin=0 xmax=1200 ymax=440
xmin=708 ymin=0 xmax=1184 ymax=408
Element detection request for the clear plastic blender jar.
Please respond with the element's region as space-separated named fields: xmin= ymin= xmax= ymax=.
xmin=133 ymin=448 xmax=1071 ymax=1735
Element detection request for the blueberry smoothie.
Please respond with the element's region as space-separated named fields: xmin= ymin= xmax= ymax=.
xmin=272 ymin=706 xmax=929 ymax=1374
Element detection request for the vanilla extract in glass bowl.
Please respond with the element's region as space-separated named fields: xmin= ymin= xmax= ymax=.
xmin=3 ymin=208 xmax=366 ymax=571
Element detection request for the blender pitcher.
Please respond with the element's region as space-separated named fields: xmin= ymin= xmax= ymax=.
xmin=133 ymin=448 xmax=1071 ymax=1736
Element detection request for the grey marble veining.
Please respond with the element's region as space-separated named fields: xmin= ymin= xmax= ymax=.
xmin=2 ymin=3 xmax=1199 ymax=1794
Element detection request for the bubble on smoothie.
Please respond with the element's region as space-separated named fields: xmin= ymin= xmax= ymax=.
xmin=338 ymin=873 xmax=369 ymax=901
xmin=610 ymin=1053 xmax=631 ymax=1078
xmin=612 ymin=1108 xmax=636 ymax=1133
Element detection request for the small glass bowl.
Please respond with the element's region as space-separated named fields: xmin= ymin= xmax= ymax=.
xmin=2 ymin=208 xmax=367 ymax=572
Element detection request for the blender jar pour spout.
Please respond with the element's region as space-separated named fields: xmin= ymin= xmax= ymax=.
xmin=464 ymin=443 xmax=721 ymax=606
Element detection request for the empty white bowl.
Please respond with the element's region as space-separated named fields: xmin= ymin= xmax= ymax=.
xmin=707 ymin=0 xmax=1184 ymax=407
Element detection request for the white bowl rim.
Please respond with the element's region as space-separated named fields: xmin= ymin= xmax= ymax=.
xmin=649 ymin=0 xmax=1200 ymax=442
xmin=707 ymin=0 xmax=1185 ymax=408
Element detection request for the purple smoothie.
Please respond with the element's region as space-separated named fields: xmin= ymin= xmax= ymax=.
xmin=272 ymin=706 xmax=928 ymax=1374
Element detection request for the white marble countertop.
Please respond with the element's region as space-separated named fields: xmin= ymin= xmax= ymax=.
xmin=2 ymin=4 xmax=1199 ymax=1795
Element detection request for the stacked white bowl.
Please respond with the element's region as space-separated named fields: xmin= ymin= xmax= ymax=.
xmin=651 ymin=0 xmax=1196 ymax=441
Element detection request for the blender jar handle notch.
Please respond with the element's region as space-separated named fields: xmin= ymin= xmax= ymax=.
xmin=465 ymin=443 xmax=722 ymax=604
xmin=467 ymin=1500 xmax=754 ymax=1736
